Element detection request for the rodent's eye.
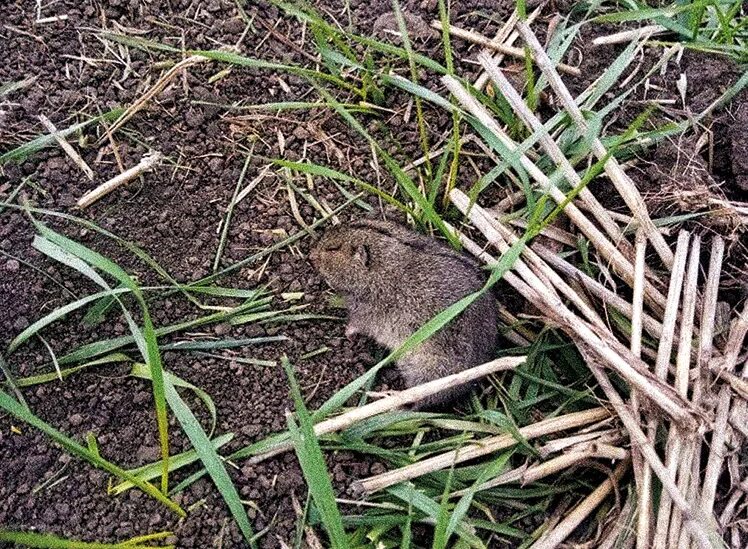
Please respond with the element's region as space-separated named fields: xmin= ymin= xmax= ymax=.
xmin=323 ymin=244 xmax=341 ymax=252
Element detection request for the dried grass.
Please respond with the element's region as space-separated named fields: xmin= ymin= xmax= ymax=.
xmin=350 ymin=21 xmax=745 ymax=549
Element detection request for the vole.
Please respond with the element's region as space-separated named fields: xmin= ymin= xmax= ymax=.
xmin=309 ymin=218 xmax=499 ymax=409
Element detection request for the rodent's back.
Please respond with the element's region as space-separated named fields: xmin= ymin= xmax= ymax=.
xmin=357 ymin=219 xmax=491 ymax=315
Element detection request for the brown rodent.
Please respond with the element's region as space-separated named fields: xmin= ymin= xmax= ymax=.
xmin=309 ymin=218 xmax=499 ymax=409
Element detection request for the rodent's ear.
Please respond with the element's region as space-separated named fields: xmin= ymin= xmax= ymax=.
xmin=353 ymin=244 xmax=370 ymax=268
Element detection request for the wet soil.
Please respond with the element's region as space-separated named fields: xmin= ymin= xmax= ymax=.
xmin=1 ymin=0 xmax=746 ymax=547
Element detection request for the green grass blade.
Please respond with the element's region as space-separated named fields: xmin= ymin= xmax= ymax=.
xmin=97 ymin=30 xmax=182 ymax=53
xmin=0 ymin=353 xmax=27 ymax=410
xmin=312 ymin=83 xmax=459 ymax=247
xmin=8 ymin=288 xmax=131 ymax=353
xmin=109 ymin=433 xmax=233 ymax=496
xmin=131 ymin=362 xmax=218 ymax=437
xmin=190 ymin=49 xmax=360 ymax=95
xmin=283 ymin=356 xmax=348 ymax=548
xmin=0 ymin=389 xmax=184 ymax=516
xmin=214 ymin=153 xmax=252 ymax=272
xmin=0 ymin=108 xmax=124 ymax=165
xmin=446 ymin=452 xmax=514 ymax=536
xmin=32 ymin=223 xmax=172 ymax=495
xmin=54 ymin=302 xmax=260 ymax=366
xmin=0 ymin=75 xmax=37 ymax=97
xmin=12 ymin=354 xmax=131 ymax=388
xmin=163 ymin=377 xmax=256 ymax=546
xmin=274 ymin=159 xmax=412 ymax=214
xmin=272 ymin=1 xmax=447 ymax=73
xmin=161 ymin=335 xmax=287 ymax=352
xmin=387 ymin=484 xmax=484 ymax=547
xmin=0 ymin=530 xmax=175 ymax=548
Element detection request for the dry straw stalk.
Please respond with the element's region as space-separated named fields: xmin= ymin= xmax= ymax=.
xmin=354 ymin=407 xmax=610 ymax=495
xmin=250 ymin=356 xmax=525 ymax=465
xmin=77 ymin=151 xmax=163 ymax=208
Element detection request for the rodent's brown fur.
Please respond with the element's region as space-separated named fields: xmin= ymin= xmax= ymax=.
xmin=309 ymin=218 xmax=499 ymax=409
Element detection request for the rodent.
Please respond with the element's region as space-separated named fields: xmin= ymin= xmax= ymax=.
xmin=309 ymin=217 xmax=499 ymax=410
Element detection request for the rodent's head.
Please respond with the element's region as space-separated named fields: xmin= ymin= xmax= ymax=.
xmin=309 ymin=224 xmax=375 ymax=294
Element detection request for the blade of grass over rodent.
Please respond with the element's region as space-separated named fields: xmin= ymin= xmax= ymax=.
xmin=0 ymin=529 xmax=175 ymax=548
xmin=109 ymin=433 xmax=234 ymax=496
xmin=283 ymin=356 xmax=348 ymax=548
xmin=0 ymin=389 xmax=184 ymax=516
xmin=31 ymin=223 xmax=172 ymax=495
xmin=162 ymin=375 xmax=257 ymax=546
xmin=312 ymin=83 xmax=459 ymax=247
xmin=12 ymin=354 xmax=131 ymax=388
xmin=131 ymin=362 xmax=218 ymax=437
xmin=0 ymin=107 xmax=124 ymax=165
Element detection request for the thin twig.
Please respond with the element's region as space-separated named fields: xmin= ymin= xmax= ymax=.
xmin=473 ymin=5 xmax=544 ymax=90
xmin=592 ymin=25 xmax=667 ymax=46
xmin=663 ymin=235 xmax=701 ymax=548
xmin=631 ymin=229 xmax=652 ymax=549
xmin=103 ymin=54 xmax=209 ymax=140
xmin=38 ymin=115 xmax=94 ymax=180
xmin=649 ymin=231 xmax=691 ymax=549
xmin=77 ymin=151 xmax=162 ymax=208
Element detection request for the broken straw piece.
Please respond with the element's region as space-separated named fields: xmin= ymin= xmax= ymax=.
xmin=77 ymin=151 xmax=162 ymax=208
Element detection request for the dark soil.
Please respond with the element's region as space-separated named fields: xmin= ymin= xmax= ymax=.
xmin=1 ymin=0 xmax=746 ymax=547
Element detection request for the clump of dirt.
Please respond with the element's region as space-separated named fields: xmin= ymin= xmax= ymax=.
xmin=644 ymin=135 xmax=743 ymax=231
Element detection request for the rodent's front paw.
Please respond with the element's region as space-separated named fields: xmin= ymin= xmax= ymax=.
xmin=345 ymin=324 xmax=360 ymax=340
